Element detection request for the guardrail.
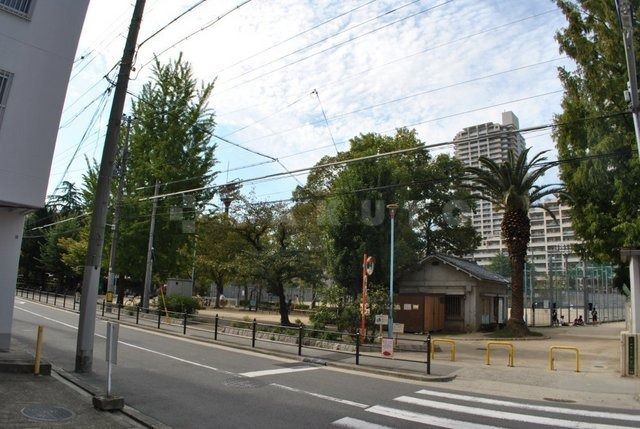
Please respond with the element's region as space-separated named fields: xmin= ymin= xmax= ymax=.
xmin=549 ymin=346 xmax=580 ymax=372
xmin=431 ymin=339 xmax=456 ymax=362
xmin=486 ymin=341 xmax=514 ymax=367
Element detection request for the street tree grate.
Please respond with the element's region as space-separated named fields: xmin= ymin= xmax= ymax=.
xmin=224 ymin=377 xmax=266 ymax=389
xmin=21 ymin=405 xmax=74 ymax=422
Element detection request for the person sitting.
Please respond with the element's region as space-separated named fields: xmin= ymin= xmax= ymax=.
xmin=573 ymin=315 xmax=584 ymax=326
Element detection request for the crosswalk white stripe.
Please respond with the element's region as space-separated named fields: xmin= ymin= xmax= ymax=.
xmin=416 ymin=390 xmax=640 ymax=422
xmin=367 ymin=405 xmax=504 ymax=429
xmin=240 ymin=366 xmax=319 ymax=377
xmin=395 ymin=396 xmax=630 ymax=429
xmin=332 ymin=417 xmax=393 ymax=428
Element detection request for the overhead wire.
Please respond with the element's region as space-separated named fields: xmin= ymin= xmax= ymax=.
xmin=217 ymin=0 xmax=454 ymax=94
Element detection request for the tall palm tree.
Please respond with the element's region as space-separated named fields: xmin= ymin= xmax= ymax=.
xmin=466 ymin=148 xmax=563 ymax=335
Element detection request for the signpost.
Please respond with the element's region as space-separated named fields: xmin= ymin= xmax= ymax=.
xmin=360 ymin=255 xmax=375 ymax=344
xmin=93 ymin=322 xmax=124 ymax=410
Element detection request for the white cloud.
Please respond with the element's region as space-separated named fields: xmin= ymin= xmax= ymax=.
xmin=51 ymin=0 xmax=575 ymax=202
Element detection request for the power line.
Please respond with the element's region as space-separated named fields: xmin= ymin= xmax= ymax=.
xmin=240 ymin=57 xmax=566 ymax=144
xmin=218 ymin=0 xmax=382 ymax=77
xmin=312 ymin=89 xmax=338 ymax=153
xmin=141 ymin=110 xmax=632 ymax=201
xmin=137 ymin=0 xmax=210 ymax=49
xmin=136 ymin=0 xmax=254 ymax=73
xmin=221 ymin=0 xmax=425 ymax=85
xmin=218 ymin=0 xmax=453 ymax=94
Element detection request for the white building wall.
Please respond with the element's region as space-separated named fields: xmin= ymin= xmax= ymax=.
xmin=0 ymin=0 xmax=90 ymax=208
xmin=0 ymin=0 xmax=89 ymax=351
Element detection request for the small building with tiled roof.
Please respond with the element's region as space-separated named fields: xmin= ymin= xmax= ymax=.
xmin=395 ymin=254 xmax=510 ymax=333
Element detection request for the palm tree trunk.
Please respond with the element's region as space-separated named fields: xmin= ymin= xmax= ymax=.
xmin=503 ymin=208 xmax=530 ymax=335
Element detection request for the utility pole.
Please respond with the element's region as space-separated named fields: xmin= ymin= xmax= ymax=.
xmin=107 ymin=115 xmax=131 ymax=306
xmin=583 ymin=259 xmax=589 ymax=322
xmin=142 ymin=180 xmax=160 ymax=310
xmin=75 ymin=0 xmax=146 ymax=373
xmin=617 ymin=0 xmax=640 ymax=154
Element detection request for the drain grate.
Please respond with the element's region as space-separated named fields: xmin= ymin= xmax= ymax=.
xmin=543 ymin=397 xmax=576 ymax=403
xmin=21 ymin=405 xmax=74 ymax=422
xmin=224 ymin=377 xmax=266 ymax=389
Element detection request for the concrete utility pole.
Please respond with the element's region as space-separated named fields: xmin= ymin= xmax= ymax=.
xmin=142 ymin=180 xmax=160 ymax=310
xmin=75 ymin=0 xmax=146 ymax=373
xmin=106 ymin=115 xmax=131 ymax=305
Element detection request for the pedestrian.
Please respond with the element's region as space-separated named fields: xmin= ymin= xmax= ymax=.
xmin=591 ymin=308 xmax=598 ymax=325
xmin=551 ymin=309 xmax=559 ymax=327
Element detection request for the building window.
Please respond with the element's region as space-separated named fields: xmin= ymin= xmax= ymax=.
xmin=0 ymin=69 xmax=13 ymax=129
xmin=445 ymin=295 xmax=463 ymax=319
xmin=0 ymin=0 xmax=34 ymax=19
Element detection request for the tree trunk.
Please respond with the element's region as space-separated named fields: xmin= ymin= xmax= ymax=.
xmin=502 ymin=208 xmax=530 ymax=336
xmin=276 ymin=282 xmax=292 ymax=326
xmin=214 ymin=276 xmax=224 ymax=308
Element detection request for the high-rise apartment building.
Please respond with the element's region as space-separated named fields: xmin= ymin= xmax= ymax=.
xmin=454 ymin=111 xmax=525 ymax=240
xmin=453 ymin=112 xmax=580 ymax=275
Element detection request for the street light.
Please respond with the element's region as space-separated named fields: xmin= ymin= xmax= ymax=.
xmin=386 ymin=203 xmax=399 ymax=339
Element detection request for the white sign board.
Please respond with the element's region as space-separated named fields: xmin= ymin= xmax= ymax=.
xmin=375 ymin=314 xmax=389 ymax=325
xmin=393 ymin=323 xmax=404 ymax=334
xmin=106 ymin=322 xmax=119 ymax=365
xmin=381 ymin=338 xmax=394 ymax=357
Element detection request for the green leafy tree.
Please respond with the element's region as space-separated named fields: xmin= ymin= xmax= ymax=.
xmin=488 ymin=252 xmax=512 ymax=279
xmin=118 ymin=54 xmax=217 ymax=285
xmin=294 ymin=128 xmax=479 ymax=296
xmin=466 ymin=148 xmax=562 ymax=335
xmin=194 ymin=213 xmax=247 ymax=307
xmin=235 ymin=199 xmax=322 ymax=325
xmin=19 ymin=206 xmax=55 ymax=287
xmin=554 ymin=0 xmax=640 ymax=284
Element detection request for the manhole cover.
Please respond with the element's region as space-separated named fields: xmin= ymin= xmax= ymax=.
xmin=224 ymin=377 xmax=266 ymax=389
xmin=543 ymin=397 xmax=576 ymax=403
xmin=21 ymin=405 xmax=74 ymax=422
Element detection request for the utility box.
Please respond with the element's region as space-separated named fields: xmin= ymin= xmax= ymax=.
xmin=166 ymin=278 xmax=193 ymax=297
xmin=620 ymin=332 xmax=639 ymax=377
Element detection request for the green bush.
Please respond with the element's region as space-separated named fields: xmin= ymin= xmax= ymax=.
xmin=162 ymin=295 xmax=202 ymax=315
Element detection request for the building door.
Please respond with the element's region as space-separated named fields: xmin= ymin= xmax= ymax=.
xmin=395 ymin=295 xmax=424 ymax=333
xmin=424 ymin=295 xmax=445 ymax=331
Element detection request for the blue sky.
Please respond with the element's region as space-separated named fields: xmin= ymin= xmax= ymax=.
xmin=51 ymin=0 xmax=573 ymax=205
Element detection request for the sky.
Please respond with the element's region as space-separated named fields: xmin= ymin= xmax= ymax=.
xmin=50 ymin=0 xmax=574 ymax=206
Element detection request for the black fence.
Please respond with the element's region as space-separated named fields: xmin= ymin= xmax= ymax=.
xmin=15 ymin=287 xmax=436 ymax=374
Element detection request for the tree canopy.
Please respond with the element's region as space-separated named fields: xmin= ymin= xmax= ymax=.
xmin=554 ymin=0 xmax=640 ymax=277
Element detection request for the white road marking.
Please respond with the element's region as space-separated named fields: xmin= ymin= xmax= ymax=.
xmin=395 ymin=396 xmax=629 ymax=429
xmin=366 ymin=405 xmax=502 ymax=429
xmin=16 ymin=307 xmax=78 ymax=330
xmin=332 ymin=417 xmax=393 ymax=428
xmin=271 ymin=383 xmax=369 ymax=409
xmin=416 ymin=389 xmax=640 ymax=422
xmin=240 ymin=366 xmax=320 ymax=378
xmin=15 ymin=306 xmax=224 ymax=373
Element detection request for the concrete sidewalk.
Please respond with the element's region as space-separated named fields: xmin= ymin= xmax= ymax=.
xmin=0 ymin=342 xmax=144 ymax=428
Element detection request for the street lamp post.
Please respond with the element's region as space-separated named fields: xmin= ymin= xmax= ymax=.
xmin=386 ymin=203 xmax=399 ymax=339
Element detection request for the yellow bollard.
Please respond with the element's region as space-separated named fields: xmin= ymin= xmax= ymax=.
xmin=431 ymin=339 xmax=456 ymax=361
xmin=549 ymin=346 xmax=580 ymax=372
xmin=34 ymin=325 xmax=44 ymax=375
xmin=486 ymin=341 xmax=514 ymax=367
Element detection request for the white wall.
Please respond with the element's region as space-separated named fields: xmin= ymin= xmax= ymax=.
xmin=0 ymin=1 xmax=90 ymax=351
xmin=0 ymin=0 xmax=90 ymax=208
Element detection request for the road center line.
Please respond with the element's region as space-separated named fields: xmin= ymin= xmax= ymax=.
xmin=240 ymin=366 xmax=320 ymax=378
xmin=271 ymin=383 xmax=369 ymax=409
xmin=416 ymin=389 xmax=640 ymax=422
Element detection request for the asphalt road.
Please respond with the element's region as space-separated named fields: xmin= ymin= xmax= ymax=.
xmin=11 ymin=299 xmax=640 ymax=429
